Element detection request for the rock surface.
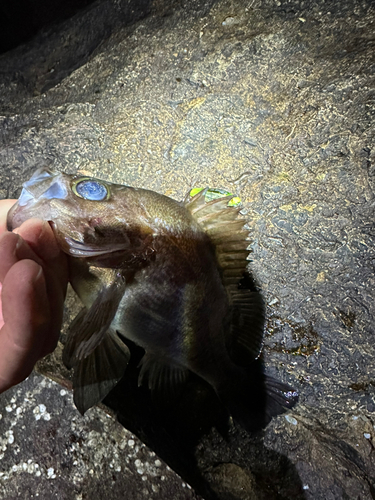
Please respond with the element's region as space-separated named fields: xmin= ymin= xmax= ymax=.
xmin=0 ymin=373 xmax=200 ymax=500
xmin=0 ymin=0 xmax=374 ymax=499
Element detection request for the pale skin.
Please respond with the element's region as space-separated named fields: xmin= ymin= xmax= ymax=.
xmin=0 ymin=199 xmax=68 ymax=394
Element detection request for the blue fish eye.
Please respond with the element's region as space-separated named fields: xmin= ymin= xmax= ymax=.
xmin=74 ymin=180 xmax=108 ymax=201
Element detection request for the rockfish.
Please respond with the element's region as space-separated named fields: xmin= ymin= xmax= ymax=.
xmin=7 ymin=168 xmax=298 ymax=430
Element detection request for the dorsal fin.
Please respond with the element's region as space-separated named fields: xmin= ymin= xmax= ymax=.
xmin=184 ymin=188 xmax=249 ymax=287
xmin=227 ymin=284 xmax=265 ymax=364
xmin=185 ymin=188 xmax=265 ymax=365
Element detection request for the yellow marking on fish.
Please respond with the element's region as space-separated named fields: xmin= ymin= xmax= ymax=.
xmin=190 ymin=187 xmax=204 ymax=197
xmin=229 ymin=197 xmax=241 ymax=207
xmin=189 ymin=188 xmax=241 ymax=207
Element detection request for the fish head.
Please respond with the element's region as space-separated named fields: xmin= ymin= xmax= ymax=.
xmin=7 ymin=167 xmax=154 ymax=266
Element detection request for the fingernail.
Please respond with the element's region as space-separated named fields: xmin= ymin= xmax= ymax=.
xmin=36 ymin=221 xmax=47 ymax=241
xmin=13 ymin=234 xmax=22 ymax=255
xmin=33 ymin=265 xmax=43 ymax=284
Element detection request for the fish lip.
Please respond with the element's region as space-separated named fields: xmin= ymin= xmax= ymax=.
xmin=64 ymin=236 xmax=127 ymax=258
xmin=49 ymin=222 xmax=128 ymax=259
xmin=46 ymin=223 xmax=111 ymax=258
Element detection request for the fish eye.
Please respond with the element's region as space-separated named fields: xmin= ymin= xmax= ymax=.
xmin=72 ymin=179 xmax=109 ymax=201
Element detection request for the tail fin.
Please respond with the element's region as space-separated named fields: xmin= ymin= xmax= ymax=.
xmin=216 ymin=362 xmax=298 ymax=431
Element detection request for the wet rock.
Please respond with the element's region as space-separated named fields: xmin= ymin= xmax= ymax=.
xmin=0 ymin=0 xmax=374 ymax=499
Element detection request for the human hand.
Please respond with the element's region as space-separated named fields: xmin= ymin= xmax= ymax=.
xmin=0 ymin=199 xmax=68 ymax=393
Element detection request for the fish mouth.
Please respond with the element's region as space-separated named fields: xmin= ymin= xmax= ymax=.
xmin=47 ymin=222 xmax=112 ymax=257
xmin=64 ymin=236 xmax=128 ymax=258
xmin=49 ymin=221 xmax=129 ymax=259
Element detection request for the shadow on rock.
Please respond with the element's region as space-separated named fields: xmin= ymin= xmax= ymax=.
xmin=103 ymin=342 xmax=307 ymax=500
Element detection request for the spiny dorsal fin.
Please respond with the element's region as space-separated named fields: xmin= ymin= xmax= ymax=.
xmin=184 ymin=188 xmax=249 ymax=287
xmin=185 ymin=188 xmax=265 ymax=365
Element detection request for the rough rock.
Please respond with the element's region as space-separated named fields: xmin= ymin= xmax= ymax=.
xmin=0 ymin=0 xmax=374 ymax=499
xmin=0 ymin=373 xmax=201 ymax=499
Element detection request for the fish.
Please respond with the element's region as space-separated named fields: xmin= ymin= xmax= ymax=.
xmin=7 ymin=167 xmax=298 ymax=430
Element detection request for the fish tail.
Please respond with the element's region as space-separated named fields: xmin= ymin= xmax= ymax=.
xmin=216 ymin=361 xmax=298 ymax=431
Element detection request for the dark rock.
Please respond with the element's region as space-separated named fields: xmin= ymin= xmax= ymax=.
xmin=0 ymin=0 xmax=98 ymax=55
xmin=0 ymin=0 xmax=374 ymax=498
xmin=0 ymin=373 xmax=201 ymax=500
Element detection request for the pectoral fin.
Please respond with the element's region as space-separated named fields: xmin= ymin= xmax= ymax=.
xmin=73 ymin=330 xmax=130 ymax=414
xmin=63 ymin=272 xmax=126 ymax=364
xmin=63 ymin=308 xmax=87 ymax=370
xmin=63 ymin=271 xmax=130 ymax=414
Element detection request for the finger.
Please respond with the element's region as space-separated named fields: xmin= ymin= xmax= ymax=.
xmin=15 ymin=220 xmax=69 ymax=354
xmin=0 ymin=259 xmax=55 ymax=392
xmin=15 ymin=218 xmax=61 ymax=261
xmin=0 ymin=220 xmax=68 ymax=358
xmin=14 ymin=218 xmax=68 ymax=291
xmin=0 ymin=283 xmax=4 ymax=328
xmin=0 ymin=231 xmax=43 ymax=283
xmin=0 ymin=200 xmax=17 ymax=233
xmin=38 ymin=269 xmax=66 ymax=357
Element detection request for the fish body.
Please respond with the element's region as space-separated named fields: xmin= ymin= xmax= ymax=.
xmin=7 ymin=168 xmax=298 ymax=428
